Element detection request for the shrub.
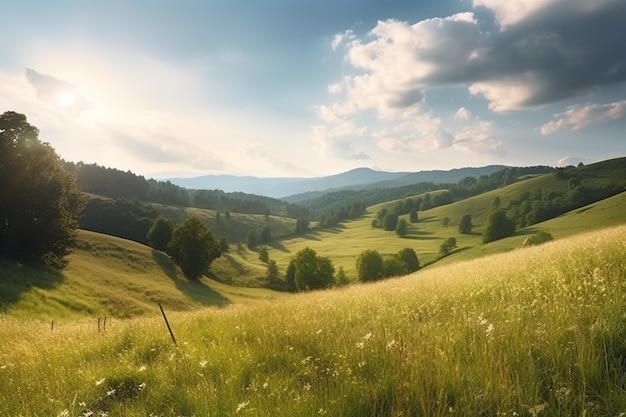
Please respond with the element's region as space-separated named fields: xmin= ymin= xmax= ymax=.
xmin=523 ymin=230 xmax=554 ymax=246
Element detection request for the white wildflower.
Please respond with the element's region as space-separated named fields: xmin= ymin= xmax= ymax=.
xmin=236 ymin=400 xmax=250 ymax=413
xmin=95 ymin=378 xmax=105 ymax=386
xmin=107 ymin=388 xmax=116 ymax=396
xmin=199 ymin=360 xmax=207 ymax=368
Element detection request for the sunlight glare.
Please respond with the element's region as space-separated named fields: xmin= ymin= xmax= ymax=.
xmin=57 ymin=91 xmax=75 ymax=107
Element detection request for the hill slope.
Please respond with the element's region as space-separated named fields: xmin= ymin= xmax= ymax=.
xmin=2 ymin=225 xmax=626 ymax=416
xmin=0 ymin=230 xmax=286 ymax=320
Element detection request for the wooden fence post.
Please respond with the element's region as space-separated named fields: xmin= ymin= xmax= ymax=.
xmin=159 ymin=304 xmax=177 ymax=345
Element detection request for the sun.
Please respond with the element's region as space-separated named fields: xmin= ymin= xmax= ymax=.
xmin=57 ymin=91 xmax=75 ymax=107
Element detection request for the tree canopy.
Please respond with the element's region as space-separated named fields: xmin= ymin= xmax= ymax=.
xmin=292 ymin=247 xmax=335 ymax=291
xmin=167 ymin=216 xmax=220 ymax=279
xmin=0 ymin=111 xmax=85 ymax=266
xmin=483 ymin=209 xmax=516 ymax=243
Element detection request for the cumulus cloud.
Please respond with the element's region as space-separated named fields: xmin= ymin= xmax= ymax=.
xmin=321 ymin=0 xmax=626 ymax=113
xmin=453 ymin=120 xmax=503 ymax=154
xmin=311 ymin=124 xmax=370 ymax=160
xmin=454 ymin=107 xmax=472 ymax=121
xmin=541 ymin=100 xmax=626 ymax=134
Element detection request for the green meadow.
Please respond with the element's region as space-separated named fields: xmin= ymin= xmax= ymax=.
xmin=2 ymin=159 xmax=626 ymax=416
xmin=2 ymin=225 xmax=626 ymax=416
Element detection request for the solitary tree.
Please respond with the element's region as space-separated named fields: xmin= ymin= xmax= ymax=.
xmin=292 ymin=247 xmax=335 ymax=291
xmin=0 ymin=111 xmax=85 ymax=267
xmin=483 ymin=209 xmax=516 ymax=243
xmin=147 ymin=215 xmax=174 ymax=251
xmin=356 ymin=249 xmax=384 ymax=282
xmin=459 ymin=214 xmax=473 ymax=234
xmin=247 ymin=229 xmax=258 ymax=248
xmin=409 ymin=208 xmax=418 ymax=223
xmin=285 ymin=259 xmax=297 ymax=292
xmin=265 ymin=259 xmax=280 ymax=285
xmin=167 ymin=216 xmax=220 ymax=279
xmin=260 ymin=225 xmax=271 ymax=243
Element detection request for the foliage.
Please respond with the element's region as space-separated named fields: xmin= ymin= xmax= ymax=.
xmin=0 ymin=111 xmax=85 ymax=267
xmin=409 ymin=207 xmax=418 ymax=223
xmin=459 ymin=214 xmax=473 ymax=234
xmin=265 ymin=259 xmax=280 ymax=285
xmin=218 ymin=237 xmax=230 ymax=253
xmin=294 ymin=218 xmax=310 ymax=234
xmin=523 ymin=230 xmax=554 ymax=247
xmin=335 ymin=266 xmax=350 ymax=287
xmin=167 ymin=217 xmax=220 ymax=279
xmin=483 ymin=209 xmax=516 ymax=243
xmin=439 ymin=237 xmax=458 ymax=256
xmin=395 ymin=218 xmax=408 ymax=237
xmin=81 ymin=197 xmax=159 ymax=244
xmin=285 ymin=259 xmax=296 ymax=292
xmin=147 ymin=215 xmax=174 ymax=251
xmin=356 ymin=249 xmax=384 ymax=282
xmin=246 ymin=229 xmax=258 ymax=248
xmin=258 ymin=246 xmax=269 ymax=264
xmin=398 ymin=247 xmax=420 ymax=272
xmin=382 ymin=255 xmax=407 ymax=277
xmin=260 ymin=225 xmax=271 ymax=243
xmin=292 ymin=247 xmax=335 ymax=291
xmin=382 ymin=212 xmax=399 ymax=231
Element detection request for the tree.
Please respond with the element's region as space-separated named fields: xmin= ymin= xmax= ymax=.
xmin=147 ymin=215 xmax=174 ymax=251
xmin=356 ymin=249 xmax=384 ymax=282
xmin=247 ymin=229 xmax=258 ymax=248
xmin=258 ymin=246 xmax=269 ymax=264
xmin=459 ymin=214 xmax=473 ymax=234
xmin=395 ymin=218 xmax=408 ymax=237
xmin=483 ymin=209 xmax=516 ymax=243
xmin=260 ymin=225 xmax=271 ymax=243
xmin=439 ymin=237 xmax=458 ymax=256
xmin=265 ymin=259 xmax=280 ymax=285
xmin=167 ymin=216 xmax=220 ymax=279
xmin=335 ymin=266 xmax=350 ymax=287
xmin=523 ymin=230 xmax=553 ymax=247
xmin=382 ymin=213 xmax=399 ymax=231
xmin=0 ymin=111 xmax=85 ymax=267
xmin=218 ymin=237 xmax=230 ymax=254
xmin=285 ymin=260 xmax=297 ymax=292
xmin=292 ymin=247 xmax=335 ymax=291
xmin=383 ymin=255 xmax=407 ymax=277
xmin=409 ymin=208 xmax=418 ymax=223
xmin=398 ymin=248 xmax=420 ymax=273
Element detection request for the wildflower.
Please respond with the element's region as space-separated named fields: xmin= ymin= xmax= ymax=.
xmin=386 ymin=339 xmax=397 ymax=350
xmin=262 ymin=382 xmax=269 ymax=389
xmin=83 ymin=411 xmax=93 ymax=417
xmin=486 ymin=323 xmax=494 ymax=337
xmin=138 ymin=365 xmax=146 ymax=372
xmin=107 ymin=388 xmax=116 ymax=396
xmin=57 ymin=410 xmax=70 ymax=417
xmin=99 ymin=412 xmax=109 ymax=417
xmin=95 ymin=378 xmax=105 ymax=386
xmin=138 ymin=382 xmax=146 ymax=391
xmin=236 ymin=400 xmax=250 ymax=413
xmin=199 ymin=360 xmax=207 ymax=368
xmin=79 ymin=402 xmax=86 ymax=408
xmin=363 ymin=332 xmax=372 ymax=340
xmin=355 ymin=342 xmax=364 ymax=349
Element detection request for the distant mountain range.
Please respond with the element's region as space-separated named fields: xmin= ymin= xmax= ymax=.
xmin=168 ymin=165 xmax=509 ymax=199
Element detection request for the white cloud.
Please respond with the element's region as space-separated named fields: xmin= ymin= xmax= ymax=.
xmin=556 ymin=156 xmax=593 ymax=167
xmin=472 ymin=0 xmax=552 ymax=27
xmin=311 ymin=124 xmax=370 ymax=160
xmin=331 ymin=30 xmax=356 ymax=51
xmin=541 ymin=100 xmax=626 ymax=134
xmin=454 ymin=107 xmax=472 ymax=121
xmin=453 ymin=120 xmax=503 ymax=153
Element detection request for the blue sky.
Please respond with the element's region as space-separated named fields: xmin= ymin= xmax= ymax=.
xmin=1 ymin=0 xmax=625 ymax=178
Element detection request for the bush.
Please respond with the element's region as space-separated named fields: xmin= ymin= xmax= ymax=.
xmin=439 ymin=237 xmax=458 ymax=256
xmin=523 ymin=230 xmax=554 ymax=246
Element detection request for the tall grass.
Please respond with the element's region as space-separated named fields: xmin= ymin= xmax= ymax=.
xmin=2 ymin=226 xmax=626 ymax=416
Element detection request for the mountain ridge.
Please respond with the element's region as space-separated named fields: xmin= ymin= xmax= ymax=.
xmin=168 ymin=165 xmax=509 ymax=198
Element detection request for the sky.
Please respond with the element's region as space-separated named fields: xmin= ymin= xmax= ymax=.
xmin=1 ymin=0 xmax=625 ymax=179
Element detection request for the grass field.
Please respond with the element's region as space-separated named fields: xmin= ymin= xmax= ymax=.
xmin=0 ymin=230 xmax=286 ymax=321
xmin=1 ymin=225 xmax=626 ymax=416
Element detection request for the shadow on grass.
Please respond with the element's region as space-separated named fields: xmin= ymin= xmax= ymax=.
xmin=0 ymin=258 xmax=64 ymax=308
xmin=151 ymin=250 xmax=230 ymax=307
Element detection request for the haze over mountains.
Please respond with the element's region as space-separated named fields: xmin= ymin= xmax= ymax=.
xmin=168 ymin=165 xmax=509 ymax=199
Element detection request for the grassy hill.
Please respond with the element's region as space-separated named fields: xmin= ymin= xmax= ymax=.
xmin=2 ymin=225 xmax=626 ymax=416
xmin=0 ymin=230 xmax=287 ymax=321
